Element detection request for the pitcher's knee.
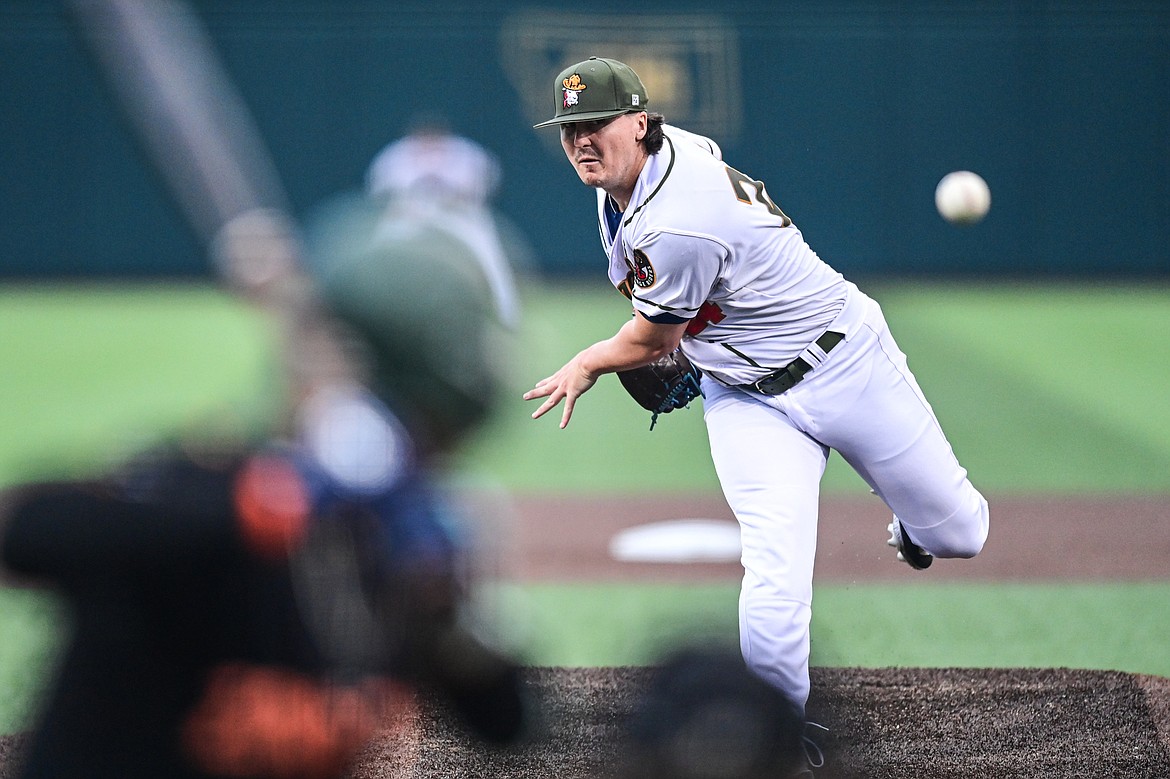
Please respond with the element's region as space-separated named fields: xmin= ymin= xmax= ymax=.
xmin=925 ymin=493 xmax=989 ymax=559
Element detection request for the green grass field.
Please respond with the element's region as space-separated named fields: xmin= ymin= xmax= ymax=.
xmin=1 ymin=279 xmax=1167 ymax=733
xmin=489 ymin=581 xmax=1170 ymax=673
xmin=453 ymin=279 xmax=1170 ymax=495
xmin=2 ymin=280 xmax=1168 ymax=493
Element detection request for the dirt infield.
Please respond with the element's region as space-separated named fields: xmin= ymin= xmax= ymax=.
xmin=493 ymin=493 xmax=1170 ymax=582
xmin=340 ymin=666 xmax=1170 ymax=779
xmin=354 ymin=491 xmax=1170 ymax=777
xmin=2 ymin=493 xmax=1167 ymax=777
xmin=2 ymin=666 xmax=1168 ymax=778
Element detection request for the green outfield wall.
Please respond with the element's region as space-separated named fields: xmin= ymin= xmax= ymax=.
xmin=2 ymin=1 xmax=1168 ymax=279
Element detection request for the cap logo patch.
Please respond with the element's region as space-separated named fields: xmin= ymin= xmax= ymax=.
xmin=631 ymin=94 xmax=640 ymax=106
xmin=630 ymin=249 xmax=656 ymax=288
xmin=561 ymin=73 xmax=586 ymax=108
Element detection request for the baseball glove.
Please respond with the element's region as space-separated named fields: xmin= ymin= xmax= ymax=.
xmin=616 ymin=349 xmax=703 ymax=430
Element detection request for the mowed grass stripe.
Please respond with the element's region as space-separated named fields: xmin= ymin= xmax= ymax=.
xmin=1 ymin=281 xmax=1167 ymax=493
xmin=4 ymin=580 xmax=1169 ymax=732
xmin=490 ymin=580 xmax=1170 ymax=674
xmin=0 ymin=284 xmax=279 ymax=485
xmin=875 ymin=282 xmax=1170 ymax=493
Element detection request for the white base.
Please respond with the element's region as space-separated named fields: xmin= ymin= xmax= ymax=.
xmin=608 ymin=518 xmax=742 ymax=563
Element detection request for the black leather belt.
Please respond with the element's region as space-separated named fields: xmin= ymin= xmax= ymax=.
xmin=744 ymin=331 xmax=844 ymax=395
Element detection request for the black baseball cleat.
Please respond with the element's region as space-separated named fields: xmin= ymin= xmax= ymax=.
xmin=887 ymin=517 xmax=933 ymax=570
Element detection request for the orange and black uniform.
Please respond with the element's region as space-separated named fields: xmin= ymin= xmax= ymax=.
xmin=1 ymin=452 xmax=390 ymax=779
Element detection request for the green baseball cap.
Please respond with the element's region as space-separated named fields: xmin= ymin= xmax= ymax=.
xmin=533 ymin=57 xmax=649 ymax=129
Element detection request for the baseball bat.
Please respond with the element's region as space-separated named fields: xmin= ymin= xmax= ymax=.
xmin=64 ymin=0 xmax=384 ymax=683
xmin=64 ymin=0 xmax=529 ymax=740
xmin=64 ymin=0 xmax=351 ymax=406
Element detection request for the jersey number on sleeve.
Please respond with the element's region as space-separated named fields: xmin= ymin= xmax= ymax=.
xmin=725 ymin=167 xmax=792 ymax=227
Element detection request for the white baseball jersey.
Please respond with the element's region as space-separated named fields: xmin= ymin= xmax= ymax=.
xmin=599 ymin=125 xmax=848 ymax=385
xmin=366 ymin=132 xmax=500 ymax=206
xmin=589 ymin=123 xmax=988 ymax=714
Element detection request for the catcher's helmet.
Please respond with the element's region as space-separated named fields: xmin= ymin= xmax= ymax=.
xmin=304 ymin=192 xmax=514 ymax=450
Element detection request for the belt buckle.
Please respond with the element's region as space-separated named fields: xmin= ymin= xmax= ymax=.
xmin=750 ymin=331 xmax=841 ymax=395
xmin=753 ymin=368 xmax=796 ymax=395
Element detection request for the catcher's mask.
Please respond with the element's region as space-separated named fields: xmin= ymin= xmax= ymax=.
xmin=304 ymin=192 xmax=515 ymax=450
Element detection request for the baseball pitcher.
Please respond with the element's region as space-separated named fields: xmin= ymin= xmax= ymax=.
xmin=524 ymin=57 xmax=989 ymax=740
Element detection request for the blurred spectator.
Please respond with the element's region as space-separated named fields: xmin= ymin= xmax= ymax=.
xmin=365 ymin=112 xmax=500 ymax=208
xmin=364 ymin=115 xmax=532 ymax=331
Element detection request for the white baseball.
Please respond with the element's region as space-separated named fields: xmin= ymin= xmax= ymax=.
xmin=935 ymin=170 xmax=991 ymax=225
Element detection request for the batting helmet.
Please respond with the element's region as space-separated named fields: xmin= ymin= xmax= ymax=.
xmin=303 ymin=192 xmax=514 ymax=450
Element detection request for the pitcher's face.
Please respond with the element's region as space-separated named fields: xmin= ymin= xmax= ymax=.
xmin=559 ymin=112 xmax=649 ymax=206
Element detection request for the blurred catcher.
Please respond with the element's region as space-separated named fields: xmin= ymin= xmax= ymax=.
xmin=0 ymin=198 xmax=528 ymax=779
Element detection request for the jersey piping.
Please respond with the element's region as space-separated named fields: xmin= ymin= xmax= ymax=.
xmin=624 ymin=135 xmax=675 ymax=226
xmin=601 ymin=125 xmax=848 ymax=385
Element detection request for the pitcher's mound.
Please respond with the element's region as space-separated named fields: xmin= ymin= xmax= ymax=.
xmin=348 ymin=666 xmax=1170 ymax=779
xmin=3 ymin=667 xmax=1167 ymax=778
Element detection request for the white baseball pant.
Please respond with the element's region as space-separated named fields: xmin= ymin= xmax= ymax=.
xmin=700 ymin=283 xmax=989 ymax=711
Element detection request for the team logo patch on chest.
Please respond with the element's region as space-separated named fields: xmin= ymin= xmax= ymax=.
xmin=628 ymin=249 xmax=656 ymax=288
